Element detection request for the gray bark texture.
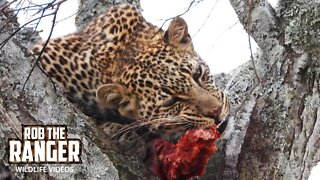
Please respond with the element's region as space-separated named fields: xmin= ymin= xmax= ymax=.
xmin=0 ymin=0 xmax=319 ymax=180
xmin=221 ymin=0 xmax=320 ymax=179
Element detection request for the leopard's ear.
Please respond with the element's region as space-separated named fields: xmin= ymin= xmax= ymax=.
xmin=96 ymin=84 xmax=139 ymax=118
xmin=163 ymin=17 xmax=193 ymax=49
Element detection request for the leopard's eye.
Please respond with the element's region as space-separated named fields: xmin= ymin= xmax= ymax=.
xmin=193 ymin=66 xmax=202 ymax=81
xmin=162 ymin=97 xmax=180 ymax=107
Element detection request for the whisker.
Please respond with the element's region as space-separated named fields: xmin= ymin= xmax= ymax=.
xmin=111 ymin=121 xmax=144 ymax=139
xmin=125 ymin=129 xmax=153 ymax=151
xmin=182 ymin=123 xmax=193 ymax=130
xmin=111 ymin=116 xmax=197 ymax=143
xmin=171 ymin=124 xmax=189 ymax=134
xmin=111 ymin=118 xmax=165 ymax=140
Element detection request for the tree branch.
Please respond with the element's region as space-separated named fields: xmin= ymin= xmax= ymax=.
xmin=228 ymin=0 xmax=278 ymax=50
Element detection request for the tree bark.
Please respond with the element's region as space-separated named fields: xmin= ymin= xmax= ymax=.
xmin=221 ymin=0 xmax=320 ymax=179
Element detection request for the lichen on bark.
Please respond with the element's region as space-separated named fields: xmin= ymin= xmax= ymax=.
xmin=223 ymin=0 xmax=320 ymax=179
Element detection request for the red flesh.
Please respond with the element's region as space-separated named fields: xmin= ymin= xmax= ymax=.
xmin=149 ymin=125 xmax=221 ymax=180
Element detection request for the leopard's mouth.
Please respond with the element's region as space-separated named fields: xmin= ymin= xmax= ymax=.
xmin=216 ymin=119 xmax=229 ymax=134
xmin=205 ymin=115 xmax=228 ymax=134
xmin=206 ymin=115 xmax=220 ymax=123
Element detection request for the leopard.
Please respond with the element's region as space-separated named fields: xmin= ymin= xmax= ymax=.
xmin=31 ymin=4 xmax=230 ymax=152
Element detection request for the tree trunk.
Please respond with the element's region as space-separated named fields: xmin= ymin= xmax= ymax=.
xmin=220 ymin=0 xmax=320 ymax=179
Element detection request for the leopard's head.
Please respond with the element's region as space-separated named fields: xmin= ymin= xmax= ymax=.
xmin=96 ymin=17 xmax=230 ymax=134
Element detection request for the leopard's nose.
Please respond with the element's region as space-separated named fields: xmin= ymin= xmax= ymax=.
xmin=201 ymin=105 xmax=222 ymax=120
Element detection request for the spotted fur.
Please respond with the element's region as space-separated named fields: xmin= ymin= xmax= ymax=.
xmin=31 ymin=4 xmax=230 ymax=138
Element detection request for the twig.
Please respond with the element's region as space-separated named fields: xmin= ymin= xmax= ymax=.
xmin=152 ymin=0 xmax=203 ymax=39
xmin=30 ymin=0 xmax=56 ymax=17
xmin=248 ymin=34 xmax=261 ymax=83
xmin=22 ymin=0 xmax=67 ymax=91
xmin=0 ymin=1 xmax=54 ymax=34
xmin=0 ymin=1 xmax=59 ymax=47
xmin=36 ymin=61 xmax=57 ymax=92
xmin=0 ymin=0 xmax=18 ymax=12
xmin=6 ymin=6 xmax=47 ymax=13
xmin=13 ymin=0 xmax=26 ymax=19
xmin=55 ymin=10 xmax=80 ymax=24
xmin=34 ymin=8 xmax=46 ymax=31
xmin=192 ymin=0 xmax=219 ymax=38
xmin=0 ymin=0 xmax=23 ymax=33
xmin=0 ymin=12 xmax=55 ymax=49
xmin=207 ymin=21 xmax=239 ymax=53
xmin=247 ymin=0 xmax=261 ymax=84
